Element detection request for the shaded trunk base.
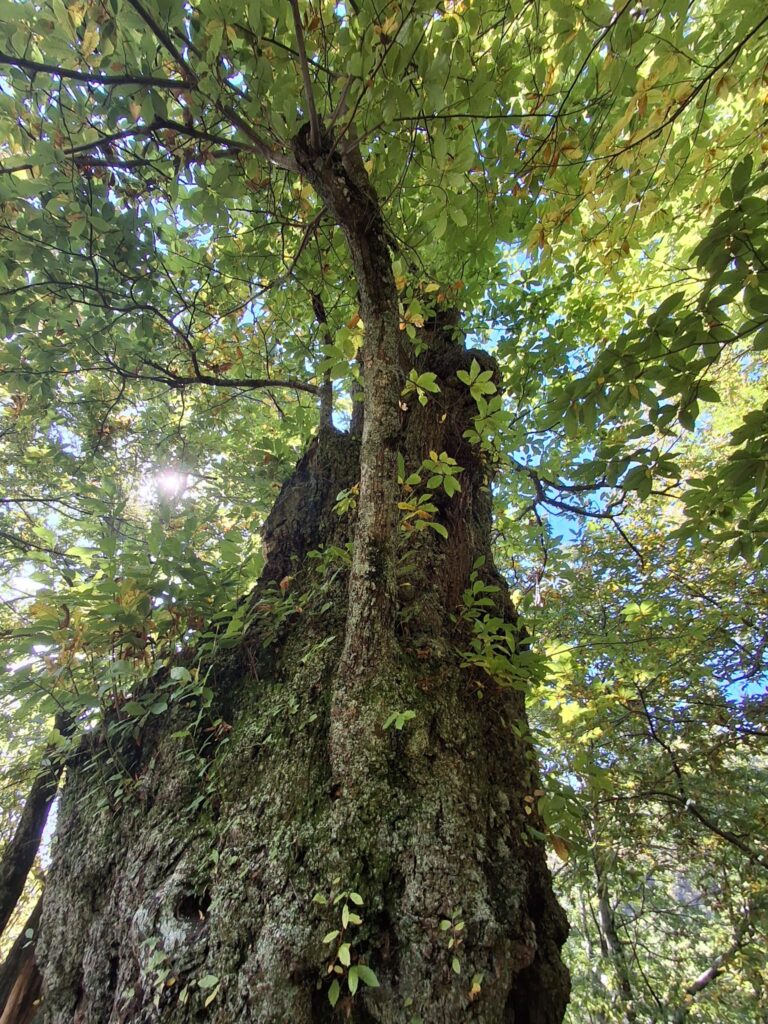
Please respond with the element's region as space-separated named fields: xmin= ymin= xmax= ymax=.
xmin=35 ymin=331 xmax=569 ymax=1023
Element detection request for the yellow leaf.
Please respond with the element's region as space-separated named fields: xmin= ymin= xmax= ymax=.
xmin=673 ymin=83 xmax=693 ymax=104
xmin=715 ymin=74 xmax=734 ymax=100
xmin=560 ymin=702 xmax=584 ymax=724
xmin=379 ymin=13 xmax=399 ymax=35
xmin=81 ymin=23 xmax=99 ymax=57
xmin=551 ymin=835 xmax=569 ymax=863
xmin=561 ymin=141 xmax=582 ymax=160
xmin=67 ymin=1 xmax=86 ymax=28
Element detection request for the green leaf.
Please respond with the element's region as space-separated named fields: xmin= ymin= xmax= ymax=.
xmin=328 ymin=979 xmax=340 ymax=1007
xmin=652 ymin=291 xmax=685 ymax=319
xmin=122 ymin=701 xmax=146 ymax=717
xmin=696 ymin=383 xmax=720 ymax=403
xmin=753 ymin=323 xmax=768 ymax=351
xmin=355 ymin=964 xmax=380 ymax=988
xmin=731 ymin=155 xmax=753 ymax=200
xmin=417 ymin=372 xmax=440 ymax=393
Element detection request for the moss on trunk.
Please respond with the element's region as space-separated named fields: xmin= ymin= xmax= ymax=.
xmin=35 ymin=328 xmax=569 ymax=1024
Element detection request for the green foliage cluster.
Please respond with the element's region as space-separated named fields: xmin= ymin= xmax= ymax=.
xmin=526 ymin=491 xmax=768 ymax=1021
xmin=313 ymin=883 xmax=380 ymax=1006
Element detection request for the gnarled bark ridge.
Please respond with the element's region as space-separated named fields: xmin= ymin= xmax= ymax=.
xmin=34 ymin=322 xmax=569 ymax=1024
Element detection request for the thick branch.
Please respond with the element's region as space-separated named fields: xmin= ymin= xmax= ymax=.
xmin=215 ymin=101 xmax=299 ymax=172
xmin=64 ymin=119 xmax=246 ymax=159
xmin=672 ymin=902 xmax=755 ymax=1022
xmin=294 ymin=124 xmax=402 ymax=790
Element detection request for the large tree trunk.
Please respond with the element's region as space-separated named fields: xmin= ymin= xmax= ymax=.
xmin=33 ymin=324 xmax=569 ymax=1023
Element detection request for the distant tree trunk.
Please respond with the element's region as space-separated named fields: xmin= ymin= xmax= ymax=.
xmin=0 ymin=897 xmax=42 ymax=1024
xmin=32 ymin=325 xmax=569 ymax=1022
xmin=0 ymin=717 xmax=66 ymax=940
xmin=589 ymin=832 xmax=635 ymax=1024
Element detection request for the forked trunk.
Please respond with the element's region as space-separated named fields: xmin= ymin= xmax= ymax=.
xmin=33 ymin=324 xmax=569 ymax=1023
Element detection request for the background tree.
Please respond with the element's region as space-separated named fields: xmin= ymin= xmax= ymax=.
xmin=0 ymin=0 xmax=767 ymax=1022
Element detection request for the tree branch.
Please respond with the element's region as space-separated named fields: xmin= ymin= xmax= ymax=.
xmin=122 ymin=0 xmax=196 ymax=81
xmin=288 ymin=0 xmax=322 ymax=152
xmin=105 ymin=357 xmax=319 ymax=396
xmin=0 ymin=52 xmax=186 ymax=90
xmin=672 ymin=902 xmax=756 ymax=1021
xmin=311 ymin=292 xmax=335 ymax=429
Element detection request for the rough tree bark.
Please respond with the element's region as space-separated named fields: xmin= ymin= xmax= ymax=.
xmin=29 ymin=318 xmax=569 ymax=1024
xmin=12 ymin=127 xmax=570 ymax=1023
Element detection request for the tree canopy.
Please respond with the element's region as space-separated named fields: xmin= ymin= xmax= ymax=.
xmin=1 ymin=0 xmax=767 ymax=1020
